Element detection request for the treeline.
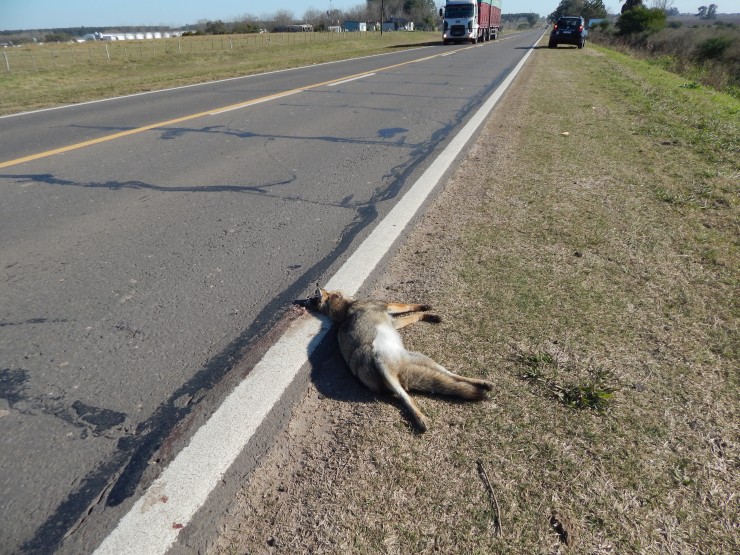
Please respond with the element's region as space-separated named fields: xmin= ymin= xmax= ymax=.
xmin=502 ymin=13 xmax=541 ymax=28
xmin=549 ymin=0 xmax=608 ymax=23
xmin=189 ymin=0 xmax=439 ymax=34
xmin=3 ymin=0 xmax=445 ymax=43
xmin=189 ymin=4 xmax=542 ymax=36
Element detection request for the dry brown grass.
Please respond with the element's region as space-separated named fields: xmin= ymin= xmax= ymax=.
xmin=212 ymin=41 xmax=739 ymax=555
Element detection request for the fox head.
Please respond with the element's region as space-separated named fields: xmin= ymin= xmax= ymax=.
xmin=303 ymin=286 xmax=352 ymax=322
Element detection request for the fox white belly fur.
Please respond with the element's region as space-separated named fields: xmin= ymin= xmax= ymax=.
xmin=372 ymin=323 xmax=406 ymax=361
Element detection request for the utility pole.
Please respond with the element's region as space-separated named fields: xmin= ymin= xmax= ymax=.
xmin=381 ymin=0 xmax=384 ymax=35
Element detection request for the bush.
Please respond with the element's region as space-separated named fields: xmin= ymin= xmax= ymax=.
xmin=616 ymin=7 xmax=666 ymax=36
xmin=711 ymin=21 xmax=736 ymax=30
xmin=44 ymin=32 xmax=74 ymax=42
xmin=696 ymin=35 xmax=733 ymax=60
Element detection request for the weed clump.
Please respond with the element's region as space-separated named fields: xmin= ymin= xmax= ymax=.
xmin=514 ymin=347 xmax=618 ymax=413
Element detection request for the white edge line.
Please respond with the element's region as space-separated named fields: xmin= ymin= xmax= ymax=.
xmin=328 ymin=73 xmax=376 ymax=87
xmin=92 ymin=34 xmax=542 ymax=555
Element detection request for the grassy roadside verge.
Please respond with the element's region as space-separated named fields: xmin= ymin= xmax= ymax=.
xmin=213 ymin=40 xmax=738 ymax=555
xmin=0 ymin=32 xmax=438 ymax=115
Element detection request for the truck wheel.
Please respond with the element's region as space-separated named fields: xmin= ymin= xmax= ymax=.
xmin=548 ymin=41 xmax=556 ymax=48
xmin=443 ymin=40 xmax=449 ymax=45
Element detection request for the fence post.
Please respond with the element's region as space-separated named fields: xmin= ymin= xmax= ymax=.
xmin=105 ymin=44 xmax=110 ymax=61
xmin=31 ymin=52 xmax=37 ymax=70
xmin=178 ymin=39 xmax=181 ymax=53
xmin=3 ymin=51 xmax=9 ymax=72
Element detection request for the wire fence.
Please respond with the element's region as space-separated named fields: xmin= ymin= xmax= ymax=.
xmin=1 ymin=32 xmax=368 ymax=73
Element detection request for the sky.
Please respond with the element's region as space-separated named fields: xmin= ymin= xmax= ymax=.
xmin=1 ymin=1 xmax=719 ymax=31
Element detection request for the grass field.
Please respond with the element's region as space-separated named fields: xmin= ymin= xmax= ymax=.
xmin=0 ymin=32 xmax=439 ymax=115
xmin=213 ymin=38 xmax=739 ymax=555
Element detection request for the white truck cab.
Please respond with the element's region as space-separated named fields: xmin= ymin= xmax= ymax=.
xmin=440 ymin=0 xmax=479 ymax=44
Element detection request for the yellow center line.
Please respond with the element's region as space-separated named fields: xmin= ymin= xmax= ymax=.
xmin=0 ymin=47 xmax=475 ymax=170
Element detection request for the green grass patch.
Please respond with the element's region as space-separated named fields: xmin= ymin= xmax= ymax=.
xmin=515 ymin=348 xmax=618 ymax=412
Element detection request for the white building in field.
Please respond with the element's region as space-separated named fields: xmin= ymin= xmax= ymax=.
xmin=81 ymin=30 xmax=183 ymax=41
xmin=343 ymin=21 xmax=367 ymax=32
xmin=382 ymin=17 xmax=414 ymax=31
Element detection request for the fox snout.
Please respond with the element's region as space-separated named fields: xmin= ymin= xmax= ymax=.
xmin=293 ymin=284 xmax=323 ymax=310
xmin=293 ymin=295 xmax=319 ymax=309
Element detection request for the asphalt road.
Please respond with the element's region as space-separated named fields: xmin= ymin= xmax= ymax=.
xmin=0 ymin=30 xmax=541 ymax=554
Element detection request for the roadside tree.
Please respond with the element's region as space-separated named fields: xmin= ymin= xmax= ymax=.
xmin=621 ymin=0 xmax=644 ymax=13
xmin=549 ymin=0 xmax=607 ymax=24
xmin=616 ymin=5 xmax=666 ymax=34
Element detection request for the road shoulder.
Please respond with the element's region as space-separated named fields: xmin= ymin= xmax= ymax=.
xmin=208 ymin=40 xmax=537 ymax=555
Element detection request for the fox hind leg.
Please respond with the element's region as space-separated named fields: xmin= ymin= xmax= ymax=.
xmin=375 ymin=359 xmax=430 ymax=432
xmin=407 ymin=352 xmax=494 ymax=394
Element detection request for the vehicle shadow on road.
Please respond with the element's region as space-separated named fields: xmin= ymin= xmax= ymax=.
xmin=386 ymin=42 xmax=442 ymax=49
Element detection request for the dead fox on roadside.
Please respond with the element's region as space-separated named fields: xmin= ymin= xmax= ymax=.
xmin=302 ymin=287 xmax=493 ymax=432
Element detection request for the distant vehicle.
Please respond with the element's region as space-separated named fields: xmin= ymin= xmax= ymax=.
xmin=440 ymin=0 xmax=502 ymax=45
xmin=549 ymin=16 xmax=587 ymax=49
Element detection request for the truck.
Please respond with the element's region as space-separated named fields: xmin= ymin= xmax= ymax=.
xmin=440 ymin=0 xmax=502 ymax=45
